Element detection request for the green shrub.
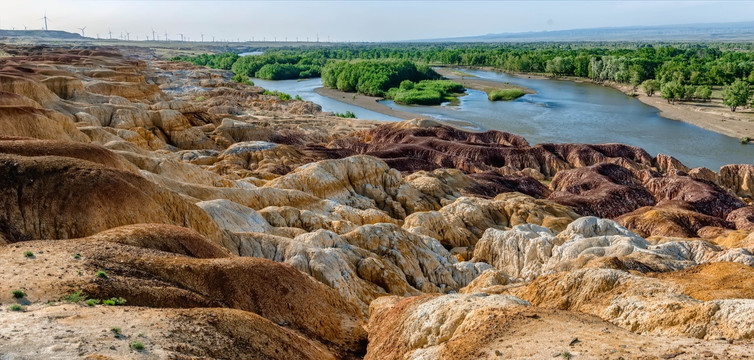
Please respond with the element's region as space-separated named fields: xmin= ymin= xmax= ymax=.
xmin=64 ymin=290 xmax=85 ymax=303
xmin=73 ymin=253 xmax=81 ymax=259
xmin=742 ymin=137 xmax=751 ymax=144
xmin=111 ymin=327 xmax=122 ymax=335
xmin=262 ymin=90 xmax=292 ymax=101
xmin=488 ymin=89 xmax=526 ymax=101
xmin=9 ymin=304 xmax=23 ymax=312
xmin=11 ymin=290 xmax=25 ymax=299
xmin=95 ymin=270 xmax=108 ymax=279
xmin=386 ymin=80 xmax=465 ymax=105
xmin=232 ymin=73 xmax=254 ymax=86
xmin=103 ymin=297 xmax=127 ymax=306
xmin=24 ymin=251 xmax=34 ymax=258
xmin=85 ymin=299 xmax=101 ymax=307
xmin=334 ymin=111 xmax=357 ymax=118
xmin=130 ymin=341 xmax=145 ymax=351
xmin=295 ymin=94 xmax=302 ymax=100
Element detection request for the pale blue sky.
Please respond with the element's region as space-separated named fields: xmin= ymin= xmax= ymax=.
xmin=2 ymin=1 xmax=753 ymax=42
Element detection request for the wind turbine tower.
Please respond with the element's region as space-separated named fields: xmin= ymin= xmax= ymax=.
xmin=178 ymin=33 xmax=184 ymax=41
xmin=126 ymin=32 xmax=130 ymax=41
xmin=200 ymin=33 xmax=204 ymax=42
xmin=152 ymin=29 xmax=156 ymax=41
xmin=41 ymin=13 xmax=49 ymax=31
xmin=77 ymin=26 xmax=86 ymax=37
xmin=108 ymin=28 xmax=112 ymax=39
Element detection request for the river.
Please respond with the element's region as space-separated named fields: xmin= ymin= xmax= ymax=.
xmin=251 ymin=70 xmax=752 ymax=169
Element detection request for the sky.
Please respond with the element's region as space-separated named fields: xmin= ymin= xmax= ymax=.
xmin=2 ymin=0 xmax=754 ymax=42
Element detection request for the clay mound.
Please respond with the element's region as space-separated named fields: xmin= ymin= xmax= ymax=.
xmin=83 ymin=224 xmax=231 ymax=258
xmin=511 ymin=267 xmax=754 ymax=340
xmin=643 ymin=173 xmax=745 ymax=218
xmin=366 ymin=120 xmax=530 ymax=147
xmin=365 ymin=293 xmax=754 ymax=360
xmin=0 ymin=106 xmax=89 ymax=142
xmin=727 ymin=206 xmax=754 ymax=231
xmin=0 ymin=304 xmax=336 ymax=360
xmin=0 ymin=239 xmax=366 ymax=357
xmin=467 ymin=171 xmax=550 ymax=198
xmin=719 ymin=164 xmax=754 ymax=200
xmin=617 ymin=201 xmax=733 ymax=238
xmin=651 ymin=262 xmax=754 ymax=301
xmin=548 ymin=162 xmax=656 ymax=218
xmin=0 ymin=154 xmax=222 ymax=243
xmin=0 ymin=137 xmax=137 ymax=172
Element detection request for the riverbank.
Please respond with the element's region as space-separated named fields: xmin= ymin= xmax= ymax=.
xmin=602 ymin=82 xmax=754 ymax=140
xmin=475 ymin=67 xmax=754 ymax=140
xmin=313 ymin=86 xmax=482 ymax=130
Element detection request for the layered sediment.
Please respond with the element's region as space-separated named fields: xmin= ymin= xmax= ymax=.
xmin=1 ymin=45 xmax=753 ymax=359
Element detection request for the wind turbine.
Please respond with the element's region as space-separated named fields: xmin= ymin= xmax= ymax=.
xmin=126 ymin=32 xmax=130 ymax=41
xmin=212 ymin=36 xmax=215 ymax=42
xmin=164 ymin=31 xmax=168 ymax=41
xmin=77 ymin=26 xmax=86 ymax=37
xmin=108 ymin=28 xmax=112 ymax=39
xmin=24 ymin=25 xmax=28 ymax=30
xmin=178 ymin=33 xmax=184 ymax=41
xmin=40 ymin=12 xmax=49 ymax=31
xmin=152 ymin=29 xmax=156 ymax=41
xmin=200 ymin=33 xmax=204 ymax=42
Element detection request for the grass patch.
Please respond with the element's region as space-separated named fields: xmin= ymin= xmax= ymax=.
xmin=111 ymin=327 xmax=122 ymax=335
xmin=103 ymin=297 xmax=127 ymax=306
xmin=262 ymin=90 xmax=292 ymax=101
xmin=9 ymin=304 xmax=23 ymax=312
xmin=334 ymin=111 xmax=357 ymax=118
xmin=95 ymin=270 xmax=108 ymax=279
xmin=11 ymin=290 xmax=25 ymax=299
xmin=194 ymin=96 xmax=206 ymax=101
xmin=85 ymin=299 xmax=101 ymax=307
xmin=130 ymin=341 xmax=145 ymax=351
xmin=64 ymin=290 xmax=85 ymax=303
xmin=488 ymin=88 xmax=526 ymax=101
xmin=24 ymin=251 xmax=34 ymax=258
xmin=386 ymin=80 xmax=465 ymax=105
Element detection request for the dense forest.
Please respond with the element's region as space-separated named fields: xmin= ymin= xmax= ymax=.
xmin=172 ymin=42 xmax=754 ymax=107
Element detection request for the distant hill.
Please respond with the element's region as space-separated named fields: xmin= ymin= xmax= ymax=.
xmin=0 ymin=30 xmax=85 ymax=40
xmin=424 ymin=21 xmax=754 ymax=42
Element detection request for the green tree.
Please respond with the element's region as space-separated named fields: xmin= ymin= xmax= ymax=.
xmin=660 ymin=81 xmax=684 ymax=104
xmin=640 ymin=79 xmax=660 ymax=96
xmin=694 ymin=86 xmax=712 ymax=102
xmin=723 ymin=79 xmax=751 ymax=112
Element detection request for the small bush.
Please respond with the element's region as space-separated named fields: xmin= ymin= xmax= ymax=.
xmin=294 ymin=94 xmax=302 ymax=100
xmin=85 ymin=299 xmax=100 ymax=307
xmin=64 ymin=290 xmax=85 ymax=303
xmin=111 ymin=327 xmax=122 ymax=335
xmin=560 ymin=351 xmax=573 ymax=359
xmin=488 ymin=89 xmax=526 ymax=101
xmin=9 ymin=304 xmax=23 ymax=312
xmin=103 ymin=297 xmax=127 ymax=306
xmin=334 ymin=111 xmax=357 ymax=118
xmin=73 ymin=253 xmax=81 ymax=259
xmin=262 ymin=90 xmax=292 ymax=101
xmin=742 ymin=137 xmax=750 ymax=144
xmin=95 ymin=270 xmax=108 ymax=279
xmin=11 ymin=290 xmax=25 ymax=299
xmin=130 ymin=341 xmax=145 ymax=351
xmin=24 ymin=251 xmax=34 ymax=258
xmin=232 ymin=73 xmax=254 ymax=86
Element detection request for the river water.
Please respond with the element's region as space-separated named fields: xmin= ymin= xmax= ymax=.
xmin=252 ymin=70 xmax=752 ymax=169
